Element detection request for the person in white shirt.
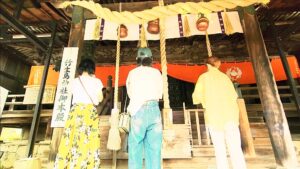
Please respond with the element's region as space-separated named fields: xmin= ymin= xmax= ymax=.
xmin=54 ymin=58 xmax=103 ymax=169
xmin=126 ymin=47 xmax=163 ymax=169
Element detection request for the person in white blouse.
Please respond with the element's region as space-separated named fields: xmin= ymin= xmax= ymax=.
xmin=126 ymin=47 xmax=163 ymax=169
xmin=54 ymin=58 xmax=103 ymax=169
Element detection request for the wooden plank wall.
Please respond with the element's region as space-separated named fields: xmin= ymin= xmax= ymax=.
xmin=241 ymin=85 xmax=300 ymax=134
xmin=0 ymin=51 xmax=30 ymax=93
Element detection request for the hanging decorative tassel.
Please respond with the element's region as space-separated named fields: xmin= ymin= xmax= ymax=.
xmin=107 ymin=25 xmax=121 ymax=151
xmin=140 ymin=23 xmax=148 ymax=48
xmin=205 ymin=31 xmax=212 ymax=57
xmin=93 ymin=17 xmax=101 ymax=40
xmin=223 ymin=9 xmax=234 ymax=35
xmin=183 ymin=15 xmax=191 ymax=37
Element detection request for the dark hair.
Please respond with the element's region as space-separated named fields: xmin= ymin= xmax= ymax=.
xmin=206 ymin=56 xmax=220 ymax=67
xmin=78 ymin=58 xmax=96 ymax=75
xmin=137 ymin=57 xmax=153 ymax=66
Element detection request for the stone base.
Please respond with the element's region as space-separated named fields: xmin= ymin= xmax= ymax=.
xmin=0 ymin=140 xmax=51 ymax=169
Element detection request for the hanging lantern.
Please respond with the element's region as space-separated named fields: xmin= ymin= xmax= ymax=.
xmin=196 ymin=16 xmax=209 ymax=31
xmin=119 ymin=24 xmax=128 ymax=38
xmin=147 ymin=19 xmax=160 ymax=34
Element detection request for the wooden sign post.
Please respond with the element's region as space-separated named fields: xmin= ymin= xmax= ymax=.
xmin=49 ymin=6 xmax=85 ymax=163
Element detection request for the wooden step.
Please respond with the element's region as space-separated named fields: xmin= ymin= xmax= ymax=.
xmin=0 ymin=110 xmax=53 ymax=124
xmin=192 ymin=146 xmax=215 ymax=157
xmin=246 ymin=103 xmax=297 ymax=112
xmin=4 ymin=102 xmax=24 ymax=105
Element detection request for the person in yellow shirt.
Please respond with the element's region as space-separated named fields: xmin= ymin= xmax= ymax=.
xmin=192 ymin=56 xmax=247 ymax=169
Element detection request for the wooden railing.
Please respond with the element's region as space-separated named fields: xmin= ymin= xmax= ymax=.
xmin=1 ymin=94 xmax=52 ymax=124
xmin=240 ymin=85 xmax=300 ymax=117
xmin=98 ymin=76 xmax=113 ymax=115
xmin=5 ymin=94 xmax=25 ymax=111
xmin=1 ymin=94 xmax=54 ymax=139
xmin=98 ymin=87 xmax=113 ymax=115
xmin=183 ymin=104 xmax=211 ymax=147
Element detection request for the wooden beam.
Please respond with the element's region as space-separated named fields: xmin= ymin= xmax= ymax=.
xmin=280 ymin=19 xmax=300 ymax=40
xmin=26 ymin=22 xmax=57 ymax=157
xmin=44 ymin=2 xmax=71 ymax=23
xmin=0 ymin=5 xmax=48 ymax=51
xmin=268 ymin=13 xmax=300 ymax=116
xmin=13 ymin=0 xmax=25 ymax=19
xmin=0 ymin=20 xmax=67 ymax=27
xmin=0 ymin=70 xmax=26 ymax=84
xmin=240 ymin=7 xmax=299 ymax=168
xmin=0 ymin=43 xmax=32 ymax=65
xmin=0 ymin=32 xmax=67 ymax=46
xmin=0 ymin=0 xmax=23 ymax=39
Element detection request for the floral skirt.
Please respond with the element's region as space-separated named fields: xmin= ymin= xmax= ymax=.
xmin=54 ymin=104 xmax=101 ymax=169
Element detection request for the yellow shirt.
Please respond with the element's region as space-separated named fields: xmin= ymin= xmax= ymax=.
xmin=192 ymin=65 xmax=239 ymax=130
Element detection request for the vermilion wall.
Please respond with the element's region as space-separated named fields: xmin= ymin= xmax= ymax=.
xmin=27 ymin=56 xmax=300 ymax=87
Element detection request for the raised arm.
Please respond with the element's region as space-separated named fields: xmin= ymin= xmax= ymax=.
xmin=192 ymin=76 xmax=204 ymax=105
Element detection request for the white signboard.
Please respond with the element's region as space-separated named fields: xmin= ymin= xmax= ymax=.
xmin=0 ymin=86 xmax=9 ymax=117
xmin=23 ymin=85 xmax=56 ymax=104
xmin=51 ymin=47 xmax=78 ymax=127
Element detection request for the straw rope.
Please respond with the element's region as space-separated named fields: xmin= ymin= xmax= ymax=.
xmin=59 ymin=0 xmax=269 ymax=24
xmin=183 ymin=15 xmax=191 ymax=37
xmin=158 ymin=1 xmax=170 ymax=109
xmin=114 ymin=26 xmax=121 ymax=108
xmin=223 ymin=8 xmax=234 ymax=35
xmin=139 ymin=23 xmax=148 ymax=48
xmin=205 ymin=31 xmax=212 ymax=57
xmin=93 ymin=17 xmax=101 ymax=40
xmin=106 ymin=25 xmax=122 ymax=152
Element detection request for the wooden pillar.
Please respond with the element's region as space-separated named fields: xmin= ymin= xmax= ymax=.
xmin=49 ymin=6 xmax=85 ymax=163
xmin=234 ymin=83 xmax=255 ymax=156
xmin=26 ymin=23 xmax=57 ymax=157
xmin=240 ymin=7 xmax=298 ymax=167
xmin=237 ymin=99 xmax=256 ymax=157
xmin=82 ymin=40 xmax=97 ymax=60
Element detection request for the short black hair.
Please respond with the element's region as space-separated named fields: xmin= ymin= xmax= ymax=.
xmin=78 ymin=58 xmax=96 ymax=75
xmin=137 ymin=57 xmax=152 ymax=66
xmin=206 ymin=56 xmax=220 ymax=67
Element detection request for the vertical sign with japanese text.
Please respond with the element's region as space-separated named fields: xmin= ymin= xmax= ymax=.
xmin=51 ymin=47 xmax=78 ymax=127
